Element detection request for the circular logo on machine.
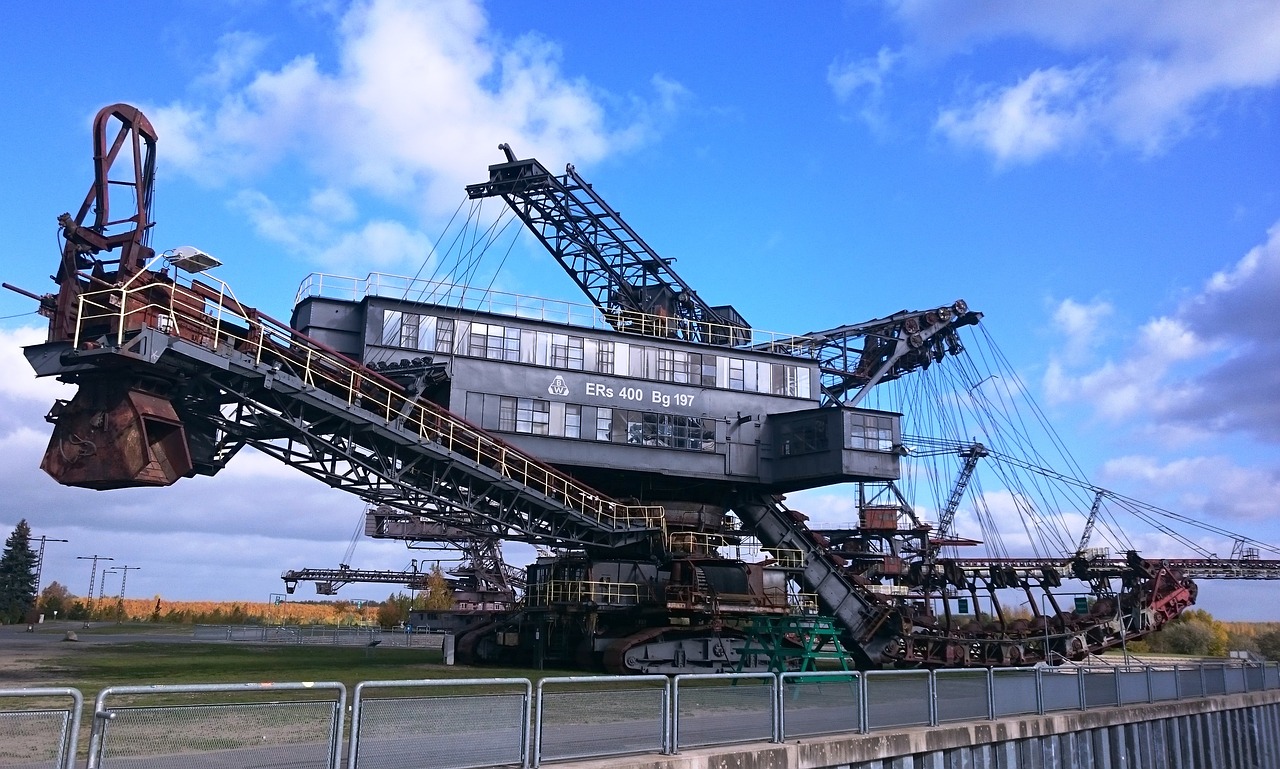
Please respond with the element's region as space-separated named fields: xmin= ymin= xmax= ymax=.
xmin=547 ymin=375 xmax=570 ymax=397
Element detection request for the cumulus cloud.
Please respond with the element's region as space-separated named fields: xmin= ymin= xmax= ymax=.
xmin=935 ymin=66 xmax=1098 ymax=164
xmin=0 ymin=323 xmax=408 ymax=600
xmin=1047 ymin=222 xmax=1280 ymax=443
xmin=153 ymin=0 xmax=679 ymax=211
xmin=232 ymin=189 xmax=434 ymax=273
xmin=849 ymin=0 xmax=1280 ymax=163
xmin=1101 ymin=454 xmax=1280 ymax=524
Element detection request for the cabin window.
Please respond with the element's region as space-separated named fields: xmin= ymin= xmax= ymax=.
xmin=516 ymin=397 xmax=550 ymax=435
xmin=595 ymin=407 xmax=613 ymax=441
xmin=849 ymin=414 xmax=894 ymax=452
xmin=780 ymin=417 xmax=827 ymax=456
xmin=435 ymin=318 xmax=455 ymax=353
xmin=564 ymin=404 xmax=582 ymax=439
xmin=596 ymin=341 xmax=615 ymax=375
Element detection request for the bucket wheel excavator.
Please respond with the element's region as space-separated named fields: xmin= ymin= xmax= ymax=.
xmin=11 ymin=104 xmax=1234 ymax=674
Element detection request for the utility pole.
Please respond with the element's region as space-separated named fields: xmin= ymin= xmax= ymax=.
xmin=77 ymin=555 xmax=114 ymax=603
xmin=113 ymin=565 xmax=141 ymax=602
xmin=33 ymin=535 xmax=69 ymax=596
xmin=100 ymin=569 xmax=118 ymax=601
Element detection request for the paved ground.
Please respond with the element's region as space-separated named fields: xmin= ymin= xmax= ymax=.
xmin=0 ymin=620 xmax=195 ymax=687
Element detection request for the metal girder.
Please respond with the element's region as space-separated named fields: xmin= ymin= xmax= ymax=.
xmin=281 ymin=567 xmax=430 ymax=594
xmin=933 ymin=443 xmax=988 ymax=552
xmin=58 ymin=326 xmax=661 ymax=550
xmin=466 ymin=151 xmax=744 ymax=345
xmin=762 ymin=302 xmax=983 ymax=407
xmin=941 ymin=556 xmax=1280 ymax=581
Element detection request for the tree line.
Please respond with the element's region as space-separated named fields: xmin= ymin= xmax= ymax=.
xmin=4 ymin=519 xmax=1279 ymax=654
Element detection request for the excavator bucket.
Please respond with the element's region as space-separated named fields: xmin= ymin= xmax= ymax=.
xmin=40 ymin=381 xmax=193 ymax=489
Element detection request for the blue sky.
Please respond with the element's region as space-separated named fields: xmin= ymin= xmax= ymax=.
xmin=1 ymin=1 xmax=1279 ymax=618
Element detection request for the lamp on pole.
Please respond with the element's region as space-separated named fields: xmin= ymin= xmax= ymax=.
xmin=100 ymin=569 xmax=119 ymax=601
xmin=77 ymin=555 xmax=114 ymax=604
xmin=33 ymin=535 xmax=68 ymax=597
xmin=113 ymin=565 xmax=140 ymax=602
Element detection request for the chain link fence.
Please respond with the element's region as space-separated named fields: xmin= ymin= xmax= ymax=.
xmin=0 ymin=688 xmax=82 ymax=769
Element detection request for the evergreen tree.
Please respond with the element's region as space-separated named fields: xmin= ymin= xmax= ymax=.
xmin=0 ymin=520 xmax=38 ymax=624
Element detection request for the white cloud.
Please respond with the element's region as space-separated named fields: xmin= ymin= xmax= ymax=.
xmin=153 ymin=0 xmax=679 ymax=214
xmin=828 ymin=47 xmax=899 ymax=132
xmin=194 ymin=32 xmax=269 ymax=93
xmin=935 ymin=66 xmax=1097 ymax=164
xmin=1101 ymin=454 xmax=1280 ymax=524
xmin=1047 ymin=221 xmax=1280 ymax=442
xmin=0 ymin=326 xmax=73 ymax=405
xmin=232 ymin=189 xmax=435 ymax=274
xmin=875 ymin=0 xmax=1280 ymax=162
xmin=1049 ymin=297 xmax=1112 ymax=364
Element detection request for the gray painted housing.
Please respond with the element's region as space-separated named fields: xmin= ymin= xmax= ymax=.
xmin=292 ymin=294 xmax=901 ymax=500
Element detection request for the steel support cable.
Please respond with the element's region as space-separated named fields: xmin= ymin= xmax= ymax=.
xmin=967 ymin=475 xmax=1010 ymax=559
xmin=452 ymin=199 xmax=517 ymax=292
xmin=399 ymin=195 xmax=470 ymax=302
xmin=925 ymin=356 xmax=1075 ymax=555
xmin=340 ymin=508 xmax=365 ymax=568
xmin=978 ymin=325 xmax=1096 ymax=484
xmin=915 ymin=438 xmax=1273 ymax=557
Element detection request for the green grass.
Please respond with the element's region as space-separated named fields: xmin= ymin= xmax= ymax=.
xmin=27 ymin=636 xmax=583 ymax=696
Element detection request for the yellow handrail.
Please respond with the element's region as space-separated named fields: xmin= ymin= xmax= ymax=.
xmin=527 ymin=580 xmax=642 ymax=606
xmin=70 ymin=276 xmax=665 ymax=532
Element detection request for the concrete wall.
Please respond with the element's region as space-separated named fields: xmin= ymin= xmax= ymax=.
xmin=552 ymin=689 xmax=1280 ymax=769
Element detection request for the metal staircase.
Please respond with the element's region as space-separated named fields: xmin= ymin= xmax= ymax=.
xmin=733 ymin=495 xmax=898 ymax=666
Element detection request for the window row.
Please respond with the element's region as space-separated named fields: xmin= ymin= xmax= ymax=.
xmin=467 ymin=393 xmax=716 ymax=453
xmin=383 ymin=310 xmax=811 ymax=397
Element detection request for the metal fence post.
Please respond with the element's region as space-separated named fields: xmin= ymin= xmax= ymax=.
xmin=1035 ymin=667 xmax=1045 ymax=715
xmin=988 ymin=668 xmax=997 ymax=720
xmin=533 ymin=678 xmax=545 ymax=768
xmin=1174 ymin=664 xmax=1182 ymax=701
xmin=1077 ymin=667 xmax=1087 ymax=711
xmin=860 ymin=672 xmax=870 ymax=733
xmin=928 ymin=671 xmax=938 ymax=727
xmin=670 ymin=680 xmax=681 ymax=753
xmin=1113 ymin=666 xmax=1122 ymax=705
xmin=775 ymin=673 xmax=784 ymax=744
xmin=1145 ymin=665 xmax=1154 ymax=703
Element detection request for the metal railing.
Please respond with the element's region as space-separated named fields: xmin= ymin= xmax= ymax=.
xmin=86 ymin=681 xmax=346 ymax=769
xmin=349 ymin=678 xmax=531 ymax=769
xmin=294 ymin=271 xmax=818 ymax=351
xmin=12 ymin=661 xmax=1280 ymax=768
xmin=526 ymin=580 xmax=643 ymax=607
xmin=0 ymin=687 xmax=83 ymax=769
xmin=534 ymin=675 xmax=669 ymax=766
xmin=672 ymin=673 xmax=777 ymax=750
xmin=69 ymin=270 xmax=665 ymax=535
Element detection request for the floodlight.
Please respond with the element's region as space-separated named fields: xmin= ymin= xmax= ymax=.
xmin=165 ymin=246 xmax=222 ymax=273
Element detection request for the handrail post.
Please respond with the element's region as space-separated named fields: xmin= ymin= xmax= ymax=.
xmin=115 ymin=288 xmax=127 ymax=346
xmin=73 ymin=294 xmax=84 ymax=349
